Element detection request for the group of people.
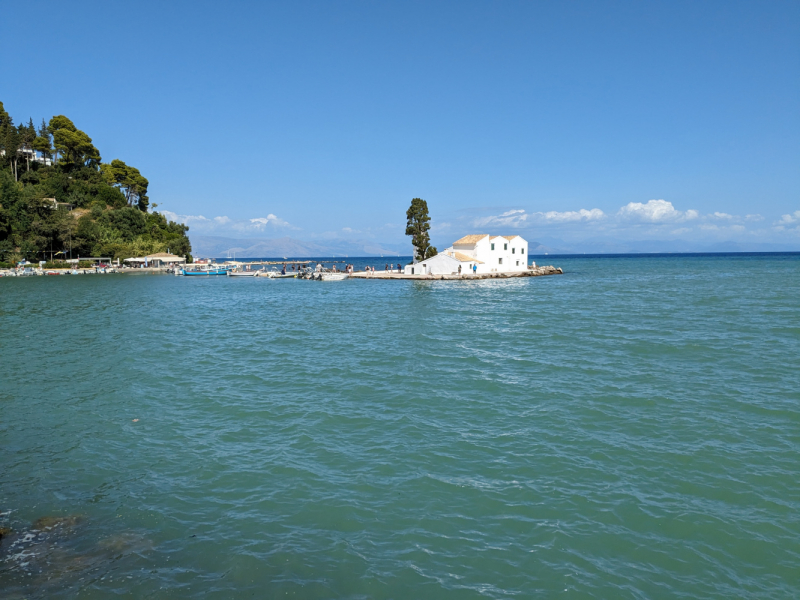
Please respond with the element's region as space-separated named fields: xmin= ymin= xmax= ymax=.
xmin=363 ymin=263 xmax=403 ymax=275
xmin=308 ymin=263 xmax=357 ymax=273
xmin=277 ymin=262 xmax=405 ymax=276
xmin=281 ymin=263 xmax=311 ymax=275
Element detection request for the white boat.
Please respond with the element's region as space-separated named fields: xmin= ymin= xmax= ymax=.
xmin=227 ymin=270 xmax=257 ymax=277
xmin=317 ymin=272 xmax=349 ymax=281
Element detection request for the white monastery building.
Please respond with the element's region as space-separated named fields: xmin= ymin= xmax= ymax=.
xmin=405 ymin=234 xmax=531 ymax=276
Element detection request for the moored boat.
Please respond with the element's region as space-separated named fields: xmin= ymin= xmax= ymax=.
xmin=181 ymin=263 xmax=232 ymax=276
xmin=317 ymin=272 xmax=349 ymax=281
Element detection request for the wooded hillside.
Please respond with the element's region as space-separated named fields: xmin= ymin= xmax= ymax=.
xmin=0 ymin=101 xmax=191 ymax=264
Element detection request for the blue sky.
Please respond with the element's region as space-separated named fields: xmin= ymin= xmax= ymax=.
xmin=2 ymin=1 xmax=799 ymax=250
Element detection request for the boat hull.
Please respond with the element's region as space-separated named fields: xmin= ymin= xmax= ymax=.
xmin=182 ymin=269 xmax=229 ymax=276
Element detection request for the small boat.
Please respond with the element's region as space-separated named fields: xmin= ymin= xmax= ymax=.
xmin=259 ymin=267 xmax=295 ymax=278
xmin=227 ymin=270 xmax=258 ymax=277
xmin=182 ymin=268 xmax=230 ymax=276
xmin=317 ymin=272 xmax=349 ymax=281
xmin=181 ymin=263 xmax=232 ymax=276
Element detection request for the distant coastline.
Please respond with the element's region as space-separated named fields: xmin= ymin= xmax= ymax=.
xmin=190 ymin=233 xmax=800 ymax=260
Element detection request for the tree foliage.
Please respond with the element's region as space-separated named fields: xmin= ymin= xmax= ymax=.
xmin=0 ymin=100 xmax=191 ymax=264
xmin=100 ymin=159 xmax=149 ymax=210
xmin=405 ymin=197 xmax=437 ymax=260
xmin=49 ymin=115 xmax=101 ymax=168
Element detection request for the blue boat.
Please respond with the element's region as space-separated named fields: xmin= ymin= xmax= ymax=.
xmin=181 ymin=265 xmax=232 ymax=276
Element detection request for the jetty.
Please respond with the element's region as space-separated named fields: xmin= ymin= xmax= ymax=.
xmin=349 ymin=265 xmax=563 ymax=280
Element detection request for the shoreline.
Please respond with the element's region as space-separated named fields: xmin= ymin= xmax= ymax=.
xmin=348 ymin=265 xmax=563 ymax=280
xmin=1 ymin=265 xmax=564 ymax=279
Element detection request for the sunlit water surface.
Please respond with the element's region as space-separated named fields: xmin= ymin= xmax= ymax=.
xmin=1 ymin=254 xmax=799 ymax=599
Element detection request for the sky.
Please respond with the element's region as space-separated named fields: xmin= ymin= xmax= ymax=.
xmin=2 ymin=0 xmax=799 ymax=251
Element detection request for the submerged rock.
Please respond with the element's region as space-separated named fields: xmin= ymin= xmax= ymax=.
xmin=30 ymin=514 xmax=84 ymax=531
xmin=0 ymin=526 xmax=12 ymax=539
xmin=98 ymin=531 xmax=154 ymax=555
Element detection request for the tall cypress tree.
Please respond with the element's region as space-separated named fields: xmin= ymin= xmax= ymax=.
xmin=405 ymin=197 xmax=437 ymax=261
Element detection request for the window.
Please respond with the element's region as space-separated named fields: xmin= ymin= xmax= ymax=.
xmin=491 ymin=243 xmax=495 ymax=250
xmin=411 ymin=267 xmax=414 ymax=274
xmin=516 ymin=260 xmax=519 ymax=266
xmin=504 ymin=243 xmax=507 ymax=250
xmin=499 ymin=257 xmax=503 ymax=265
xmin=521 ymin=248 xmax=525 ymax=254
xmin=512 ymin=247 xmax=515 ymax=254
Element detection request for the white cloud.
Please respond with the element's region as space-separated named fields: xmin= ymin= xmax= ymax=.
xmin=745 ymin=214 xmax=764 ymax=222
xmin=248 ymin=214 xmax=291 ymax=229
xmin=618 ymin=199 xmax=698 ymax=223
xmin=473 ymin=208 xmax=605 ymax=228
xmin=539 ymin=208 xmax=605 ymax=223
xmin=158 ymin=210 xmax=296 ymax=234
xmin=473 ymin=209 xmax=529 ymax=228
xmin=160 ymin=211 xmax=211 ymax=224
xmin=711 ymin=212 xmax=733 ymax=220
xmin=777 ymin=210 xmax=800 ymax=225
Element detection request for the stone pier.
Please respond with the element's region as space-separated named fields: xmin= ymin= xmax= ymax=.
xmin=348 ymin=265 xmax=563 ymax=280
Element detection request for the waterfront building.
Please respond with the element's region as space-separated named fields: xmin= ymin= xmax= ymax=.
xmin=123 ymin=253 xmax=186 ymax=268
xmin=405 ymin=235 xmax=528 ymax=275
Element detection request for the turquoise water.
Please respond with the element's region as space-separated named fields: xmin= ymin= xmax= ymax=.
xmin=1 ymin=254 xmax=799 ymax=599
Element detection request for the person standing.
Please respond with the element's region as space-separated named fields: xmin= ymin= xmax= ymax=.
xmin=458 ymin=264 xmax=462 ymax=276
xmin=473 ymin=264 xmax=477 ymax=275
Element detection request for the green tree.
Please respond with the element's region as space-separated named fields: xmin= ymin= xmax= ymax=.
xmin=48 ymin=115 xmax=101 ymax=168
xmin=31 ymin=135 xmax=52 ymax=161
xmin=32 ymin=118 xmax=52 ymax=163
xmin=405 ymin=197 xmax=437 ymax=261
xmin=100 ymin=159 xmax=149 ymax=211
xmin=53 ymin=128 xmax=101 ymax=168
xmin=47 ymin=115 xmax=74 ymax=165
xmin=20 ymin=119 xmax=36 ymax=173
xmin=4 ymin=123 xmax=21 ymax=181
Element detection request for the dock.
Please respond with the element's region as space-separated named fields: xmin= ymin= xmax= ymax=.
xmin=348 ymin=265 xmax=563 ymax=280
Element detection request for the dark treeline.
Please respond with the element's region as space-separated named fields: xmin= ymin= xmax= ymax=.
xmin=0 ymin=100 xmax=191 ymax=264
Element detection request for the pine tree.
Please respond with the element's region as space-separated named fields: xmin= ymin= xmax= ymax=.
xmin=21 ymin=118 xmax=36 ymax=172
xmin=4 ymin=119 xmax=20 ymax=180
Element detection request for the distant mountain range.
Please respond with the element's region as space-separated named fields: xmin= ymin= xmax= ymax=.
xmin=529 ymin=237 xmax=800 ymax=254
xmin=190 ymin=234 xmax=800 ymax=259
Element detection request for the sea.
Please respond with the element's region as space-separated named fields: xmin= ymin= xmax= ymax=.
xmin=1 ymin=253 xmax=798 ymax=599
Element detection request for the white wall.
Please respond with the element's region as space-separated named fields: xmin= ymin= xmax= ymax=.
xmin=405 ymin=235 xmax=529 ymax=275
xmin=404 ymin=253 xmax=459 ymax=275
xmin=473 ymin=236 xmax=528 ymax=272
